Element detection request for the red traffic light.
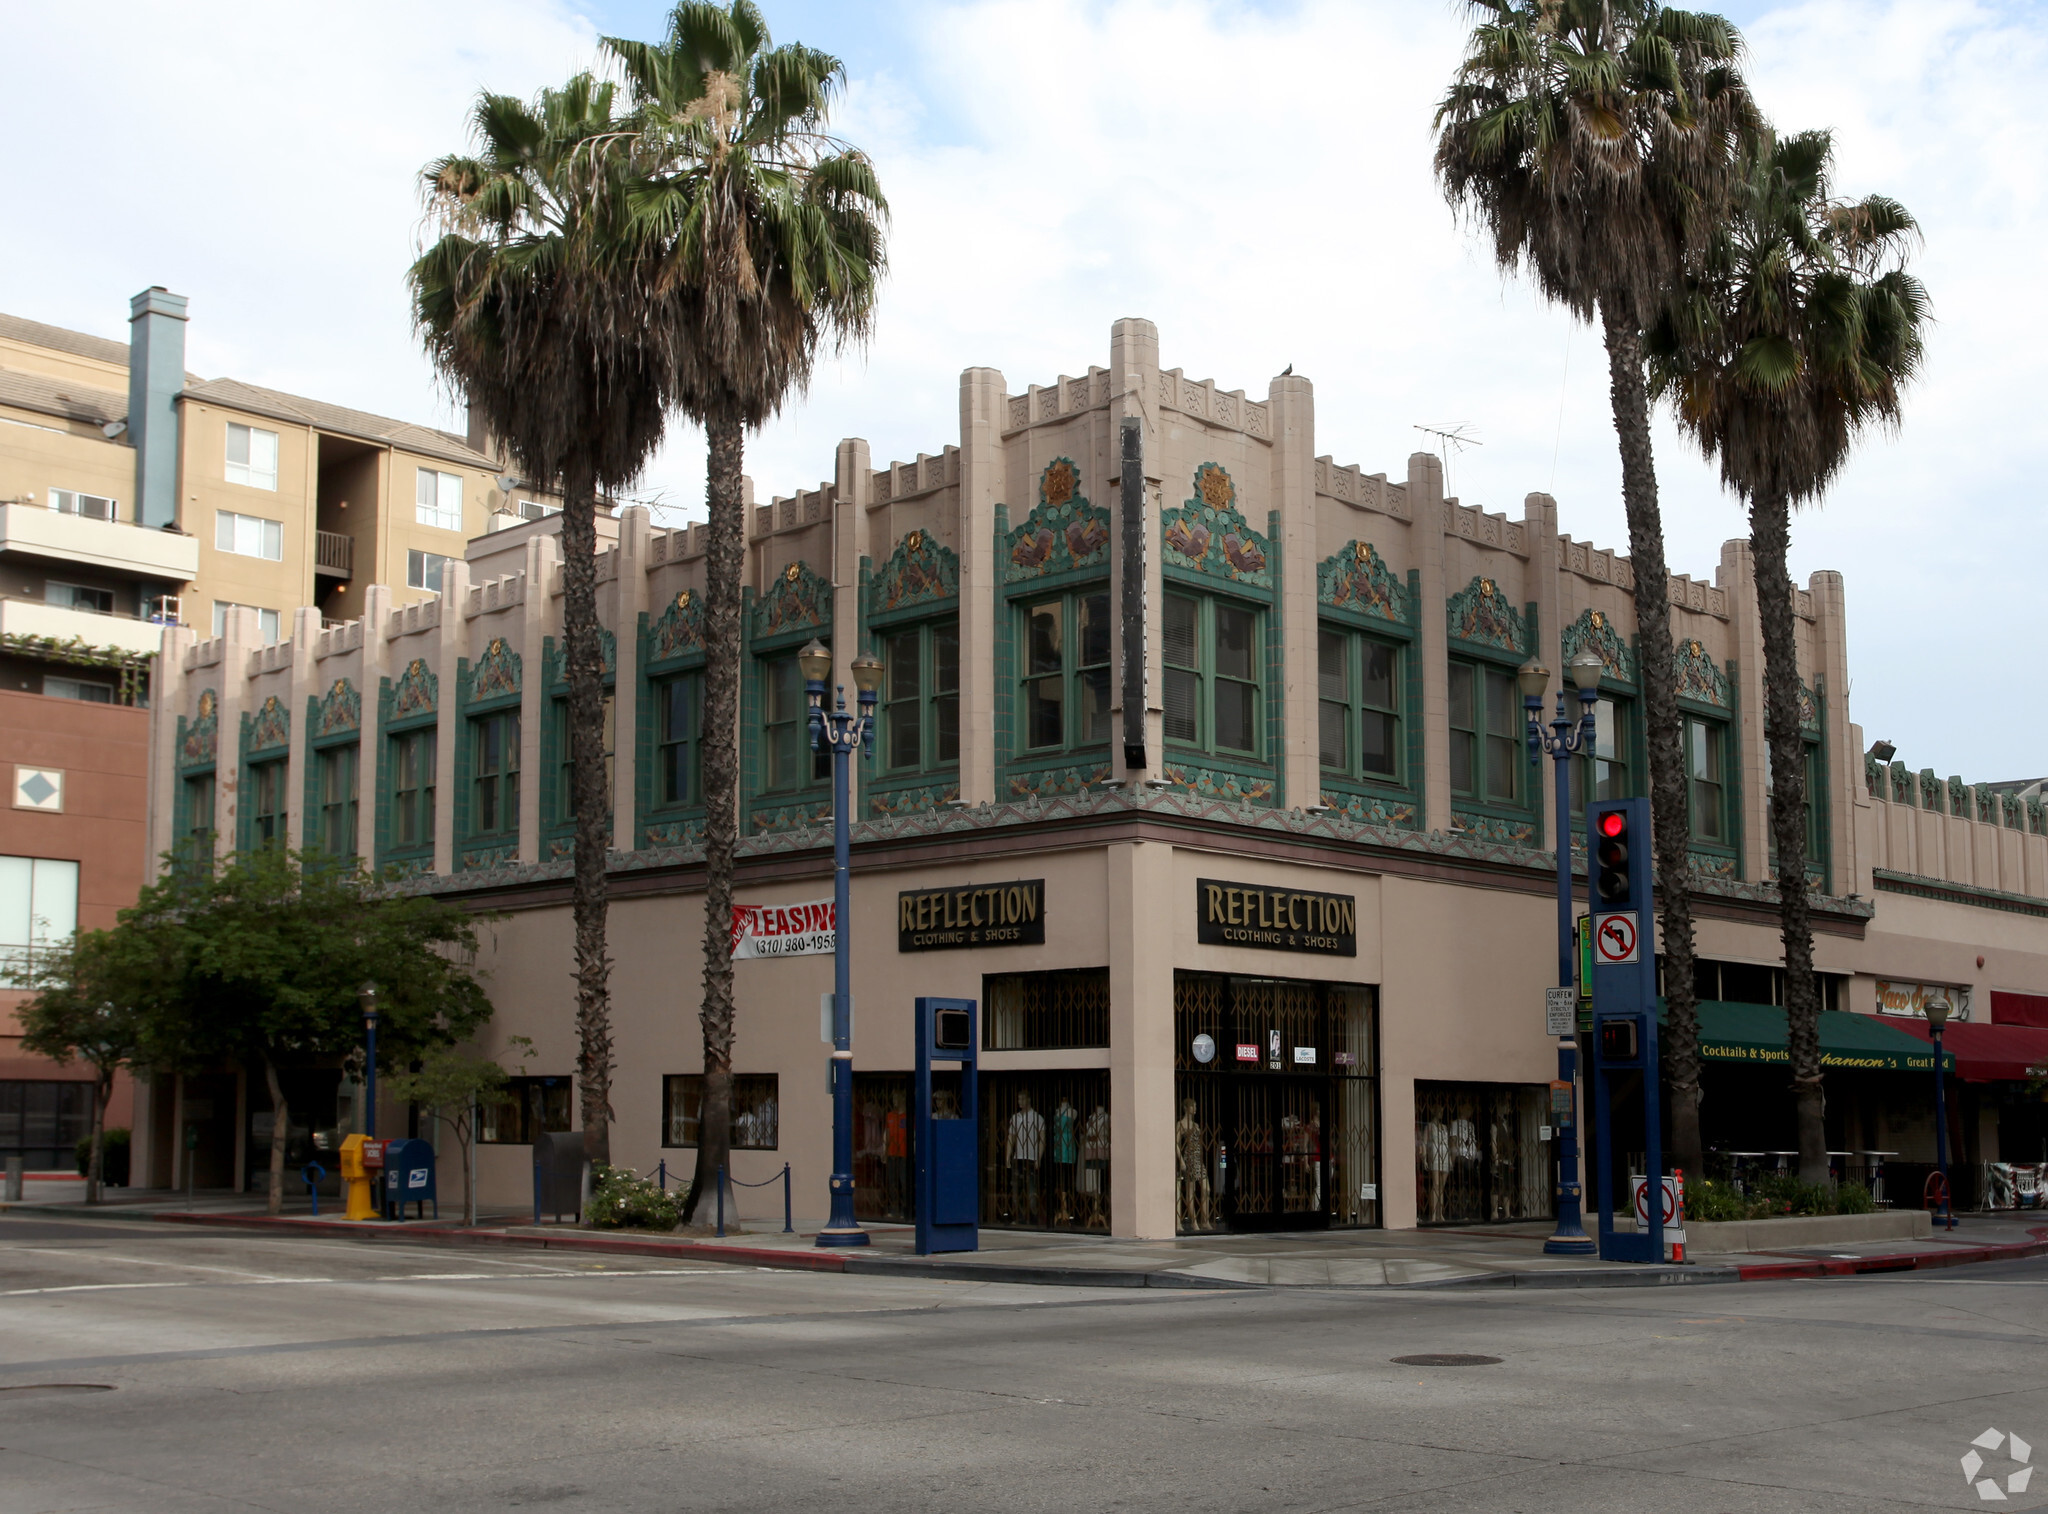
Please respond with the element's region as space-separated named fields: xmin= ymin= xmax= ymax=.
xmin=1598 ymin=812 xmax=1626 ymax=838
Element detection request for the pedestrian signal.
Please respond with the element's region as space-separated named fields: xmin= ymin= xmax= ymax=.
xmin=1597 ymin=1017 xmax=1640 ymax=1063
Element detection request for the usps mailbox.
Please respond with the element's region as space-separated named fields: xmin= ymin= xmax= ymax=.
xmin=379 ymin=1137 xmax=438 ymax=1220
xmin=915 ymin=996 xmax=978 ymax=1255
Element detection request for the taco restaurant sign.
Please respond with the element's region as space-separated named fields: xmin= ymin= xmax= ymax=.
xmin=1876 ymin=979 xmax=1972 ymax=1022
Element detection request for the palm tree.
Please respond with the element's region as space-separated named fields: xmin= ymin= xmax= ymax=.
xmin=411 ymin=73 xmax=679 ymax=1167
xmin=1649 ymin=129 xmax=1928 ymax=1182
xmin=605 ymin=0 xmax=887 ymax=1221
xmin=1434 ymin=0 xmax=1757 ymax=1177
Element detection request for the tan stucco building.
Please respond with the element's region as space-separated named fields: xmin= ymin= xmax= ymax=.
xmin=137 ymin=318 xmax=2048 ymax=1233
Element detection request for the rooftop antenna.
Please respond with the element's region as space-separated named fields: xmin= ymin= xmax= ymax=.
xmin=1413 ymin=423 xmax=1482 ymax=500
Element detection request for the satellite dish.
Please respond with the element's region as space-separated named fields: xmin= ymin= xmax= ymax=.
xmin=496 ymin=474 xmax=522 ymax=493
xmin=102 ymin=419 xmax=127 ymax=440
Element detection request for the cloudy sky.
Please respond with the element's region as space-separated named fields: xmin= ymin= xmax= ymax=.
xmin=5 ymin=0 xmax=2040 ymax=777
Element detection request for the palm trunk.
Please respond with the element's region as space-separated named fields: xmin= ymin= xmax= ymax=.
xmin=684 ymin=404 xmax=744 ymax=1224
xmin=1750 ymin=484 xmax=1826 ymax=1182
xmin=560 ymin=449 xmax=614 ymax=1168
xmin=86 ymin=1073 xmax=107 ymax=1205
xmin=263 ymin=1054 xmax=288 ymax=1217
xmin=1600 ymin=292 xmax=1703 ymax=1180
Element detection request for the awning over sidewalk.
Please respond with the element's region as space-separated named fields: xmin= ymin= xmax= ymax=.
xmin=1660 ymin=1001 xmax=1953 ymax=1074
xmin=1890 ymin=1018 xmax=2048 ymax=1083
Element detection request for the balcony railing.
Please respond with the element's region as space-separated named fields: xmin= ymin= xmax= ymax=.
xmin=315 ymin=530 xmax=353 ymax=577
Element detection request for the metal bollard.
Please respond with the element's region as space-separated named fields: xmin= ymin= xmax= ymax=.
xmin=716 ymin=1163 xmax=725 ymax=1238
xmin=303 ymin=1162 xmax=327 ymax=1218
xmin=657 ymin=1159 xmax=667 ymax=1191
xmin=782 ymin=1162 xmax=793 ymax=1233
xmin=3 ymin=1155 xmax=22 ymax=1203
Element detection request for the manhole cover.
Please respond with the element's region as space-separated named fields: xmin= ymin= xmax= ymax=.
xmin=0 ymin=1384 xmax=116 ymax=1398
xmin=1391 ymin=1353 xmax=1501 ymax=1367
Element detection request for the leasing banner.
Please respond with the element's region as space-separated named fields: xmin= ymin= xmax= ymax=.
xmin=731 ymin=899 xmax=835 ymax=959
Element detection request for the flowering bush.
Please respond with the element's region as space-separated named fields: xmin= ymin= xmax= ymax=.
xmin=588 ymin=1164 xmax=684 ymax=1231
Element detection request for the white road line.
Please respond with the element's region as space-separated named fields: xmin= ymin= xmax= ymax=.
xmin=0 ymin=1267 xmax=741 ymax=1297
xmin=11 ymin=1247 xmax=301 ymax=1282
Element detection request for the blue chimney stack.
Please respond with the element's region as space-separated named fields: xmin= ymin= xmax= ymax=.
xmin=127 ymin=287 xmax=188 ymax=529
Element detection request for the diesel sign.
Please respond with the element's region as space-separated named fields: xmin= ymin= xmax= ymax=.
xmin=1197 ymin=878 xmax=1357 ymax=956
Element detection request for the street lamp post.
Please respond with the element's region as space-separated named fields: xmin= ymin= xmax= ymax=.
xmin=1522 ymin=649 xmax=1606 ymax=1256
xmin=1925 ymin=994 xmax=1957 ymax=1231
xmin=359 ymin=982 xmax=380 ymax=1138
xmin=801 ymin=637 xmax=884 ymax=1248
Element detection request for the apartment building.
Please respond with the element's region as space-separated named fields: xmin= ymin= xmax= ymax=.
xmin=0 ymin=287 xmax=557 ymax=701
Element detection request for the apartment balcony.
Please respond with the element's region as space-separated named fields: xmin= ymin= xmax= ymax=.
xmin=0 ymin=595 xmax=170 ymax=657
xmin=0 ymin=503 xmax=199 ymax=584
xmin=314 ymin=529 xmax=353 ymax=578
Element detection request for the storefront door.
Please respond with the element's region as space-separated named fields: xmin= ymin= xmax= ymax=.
xmin=1225 ymin=1076 xmax=1328 ymax=1229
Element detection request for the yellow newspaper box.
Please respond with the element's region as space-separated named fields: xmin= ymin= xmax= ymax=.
xmin=339 ymin=1134 xmax=384 ymax=1221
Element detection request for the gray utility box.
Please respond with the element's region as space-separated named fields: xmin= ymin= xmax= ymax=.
xmin=532 ymin=1131 xmax=589 ymax=1223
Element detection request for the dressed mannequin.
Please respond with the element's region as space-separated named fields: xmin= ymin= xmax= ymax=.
xmin=1050 ymin=1097 xmax=1078 ymax=1226
xmin=1489 ymin=1103 xmax=1515 ymax=1220
xmin=884 ymin=1087 xmax=909 ymax=1220
xmin=1176 ymin=1099 xmax=1211 ymax=1230
xmin=1422 ymin=1114 xmax=1450 ymax=1223
xmin=1005 ymin=1090 xmax=1045 ymax=1224
xmin=1080 ymin=1103 xmax=1110 ymax=1228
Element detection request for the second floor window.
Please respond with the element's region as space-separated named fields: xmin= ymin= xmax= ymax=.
xmin=1570 ymin=697 xmax=1631 ymax=814
xmin=216 ymin=510 xmax=283 ymax=561
xmin=656 ymin=673 xmax=701 ymax=806
xmin=1449 ymin=660 xmax=1520 ymax=804
xmin=1020 ymin=591 xmax=1110 ymax=751
xmin=1164 ymin=592 xmax=1259 ymax=755
xmin=249 ymin=760 xmax=287 ymax=847
xmin=390 ymin=729 xmax=436 ymax=849
xmin=318 ymin=745 xmax=358 ymax=858
xmin=46 ymin=581 xmax=115 ymax=615
xmin=184 ymin=774 xmax=215 ymax=848
xmin=1686 ymin=716 xmax=1728 ymax=842
xmin=558 ymin=691 xmax=616 ymax=820
xmin=472 ymin=711 xmax=520 ymax=835
xmin=884 ymin=619 xmax=960 ymax=771
xmin=764 ymin=654 xmax=829 ymax=790
xmin=416 ymin=469 xmax=463 ymax=531
xmin=212 ymin=601 xmax=281 ymax=643
xmin=50 ymin=489 xmax=116 ymax=520
xmin=0 ymin=855 xmax=79 ymax=989
xmin=1317 ymin=627 xmax=1402 ymax=781
xmin=225 ymin=423 xmax=278 ymax=490
xmin=407 ymin=550 xmax=449 ymax=593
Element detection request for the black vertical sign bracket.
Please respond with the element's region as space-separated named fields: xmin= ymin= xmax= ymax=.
xmin=1119 ymin=416 xmax=1147 ymax=771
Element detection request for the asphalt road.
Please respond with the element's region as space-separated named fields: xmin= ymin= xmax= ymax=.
xmin=1 ymin=1213 xmax=2043 ymax=1513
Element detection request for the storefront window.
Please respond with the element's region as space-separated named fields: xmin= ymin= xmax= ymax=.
xmin=1413 ymin=1081 xmax=1553 ymax=1225
xmin=1173 ymin=973 xmax=1379 ymax=1234
xmin=478 ymin=1075 xmax=572 ymax=1144
xmin=661 ymin=1074 xmax=779 ymax=1150
xmin=853 ymin=1072 xmax=914 ymax=1222
xmin=980 ymin=1069 xmax=1110 ymax=1234
xmin=983 ymin=968 xmax=1109 ymax=1050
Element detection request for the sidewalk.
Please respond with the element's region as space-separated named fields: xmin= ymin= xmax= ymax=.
xmin=10 ymin=1188 xmax=2047 ymax=1289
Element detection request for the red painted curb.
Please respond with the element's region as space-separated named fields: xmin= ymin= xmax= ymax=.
xmin=1736 ymin=1230 xmax=2048 ymax=1282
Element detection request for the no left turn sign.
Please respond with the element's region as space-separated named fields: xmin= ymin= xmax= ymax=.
xmin=1594 ymin=912 xmax=1640 ymax=965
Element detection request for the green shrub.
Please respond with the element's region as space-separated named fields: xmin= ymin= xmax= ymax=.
xmin=74 ymin=1127 xmax=130 ymax=1187
xmin=1833 ymin=1179 xmax=1875 ymax=1214
xmin=1685 ymin=1178 xmax=1748 ymax=1223
xmin=587 ymin=1164 xmax=683 ymax=1231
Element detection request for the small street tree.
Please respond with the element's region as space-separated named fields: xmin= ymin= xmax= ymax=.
xmin=385 ymin=1037 xmax=532 ymax=1226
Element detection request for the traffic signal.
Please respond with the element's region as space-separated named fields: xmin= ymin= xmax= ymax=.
xmin=1594 ymin=808 xmax=1630 ymax=903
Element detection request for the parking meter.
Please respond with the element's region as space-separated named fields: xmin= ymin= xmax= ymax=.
xmin=914 ymin=997 xmax=978 ymax=1255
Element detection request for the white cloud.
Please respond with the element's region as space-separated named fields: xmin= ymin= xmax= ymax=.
xmin=5 ymin=0 xmax=2040 ymax=775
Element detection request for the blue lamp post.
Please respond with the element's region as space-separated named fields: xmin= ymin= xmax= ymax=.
xmin=1925 ymin=995 xmax=1957 ymax=1231
xmin=1521 ymin=648 xmax=1606 ymax=1256
xmin=800 ymin=637 xmax=884 ymax=1248
xmin=359 ymin=982 xmax=380 ymax=1137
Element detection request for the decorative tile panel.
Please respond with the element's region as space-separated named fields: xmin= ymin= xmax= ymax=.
xmin=648 ymin=589 xmax=705 ymax=662
xmin=315 ymin=678 xmax=360 ymax=736
xmin=248 ymin=695 xmax=289 ymax=754
xmin=1446 ymin=576 xmax=1528 ymax=653
xmin=1671 ymin=638 xmax=1730 ymax=708
xmin=1003 ymin=459 xmax=1110 ymax=583
xmin=874 ymin=529 xmax=959 ymax=611
xmin=1796 ymin=680 xmax=1821 ymax=734
xmin=1160 ymin=761 xmax=1276 ymax=805
xmin=1004 ymin=764 xmax=1110 ymax=800
xmin=392 ymin=659 xmax=438 ymax=719
xmin=182 ymin=689 xmax=219 ymax=765
xmin=1322 ymin=790 xmax=1418 ymax=828
xmin=751 ymin=560 xmax=831 ymax=641
xmin=1317 ymin=541 xmax=1410 ymax=624
xmin=1561 ymin=608 xmax=1634 ymax=684
xmin=1161 ymin=464 xmax=1272 ymax=589
xmin=471 ymin=636 xmax=522 ymax=700
xmin=871 ymin=780 xmax=965 ymax=816
xmin=1453 ymin=809 xmax=1538 ymax=847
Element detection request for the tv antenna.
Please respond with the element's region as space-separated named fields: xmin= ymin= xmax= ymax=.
xmin=1413 ymin=423 xmax=1482 ymax=499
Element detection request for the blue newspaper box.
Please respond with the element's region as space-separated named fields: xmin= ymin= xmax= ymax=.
xmin=380 ymin=1138 xmax=438 ymax=1220
xmin=915 ymin=997 xmax=979 ymax=1255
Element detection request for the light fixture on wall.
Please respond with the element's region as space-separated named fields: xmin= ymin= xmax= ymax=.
xmin=1869 ymin=739 xmax=1897 ymax=763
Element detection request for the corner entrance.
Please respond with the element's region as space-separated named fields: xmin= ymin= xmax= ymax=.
xmin=1174 ymin=972 xmax=1380 ymax=1234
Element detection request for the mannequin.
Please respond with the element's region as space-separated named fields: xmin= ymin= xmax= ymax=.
xmin=1176 ymin=1099 xmax=1211 ymax=1230
xmin=1080 ymin=1103 xmax=1110 ymax=1228
xmin=1422 ymin=1110 xmax=1450 ymax=1223
xmin=1051 ymin=1097 xmax=1078 ymax=1226
xmin=1489 ymin=1101 xmax=1515 ymax=1220
xmin=1005 ymin=1089 xmax=1045 ymax=1224
xmin=884 ymin=1086 xmax=909 ymax=1219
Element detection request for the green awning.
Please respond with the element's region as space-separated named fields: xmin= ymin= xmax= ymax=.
xmin=1659 ymin=1001 xmax=1954 ymax=1074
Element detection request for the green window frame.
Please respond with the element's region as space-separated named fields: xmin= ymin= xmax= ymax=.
xmin=389 ymin=728 xmax=436 ymax=851
xmin=1685 ymin=715 xmax=1728 ymax=842
xmin=249 ymin=759 xmax=287 ymax=847
xmin=1449 ymin=659 xmax=1521 ymax=804
xmin=654 ymin=672 xmax=702 ymax=808
xmin=762 ymin=652 xmax=830 ymax=792
xmin=1764 ymin=739 xmax=1825 ymax=861
xmin=1317 ymin=625 xmax=1402 ymax=781
xmin=883 ymin=617 xmax=961 ymax=773
xmin=1017 ymin=589 xmax=1110 ymax=753
xmin=1163 ymin=591 xmax=1260 ymax=757
xmin=183 ymin=773 xmax=215 ymax=857
xmin=555 ymin=691 xmax=616 ymax=821
xmin=1569 ymin=696 xmax=1631 ymax=814
xmin=471 ymin=711 xmax=520 ymax=836
xmin=317 ymin=744 xmax=358 ymax=858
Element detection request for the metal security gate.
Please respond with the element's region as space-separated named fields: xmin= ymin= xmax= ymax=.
xmin=1413 ymin=1081 xmax=1554 ymax=1225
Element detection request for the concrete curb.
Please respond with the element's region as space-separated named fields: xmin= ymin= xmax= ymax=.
xmin=1731 ymin=1230 xmax=2048 ymax=1282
